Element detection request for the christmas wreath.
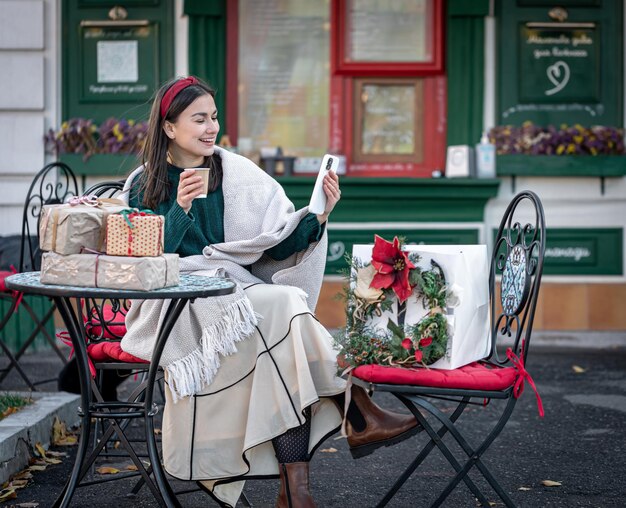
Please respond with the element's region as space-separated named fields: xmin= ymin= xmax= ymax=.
xmin=336 ymin=235 xmax=451 ymax=369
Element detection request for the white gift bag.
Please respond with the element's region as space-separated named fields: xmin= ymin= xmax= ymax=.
xmin=351 ymin=244 xmax=491 ymax=370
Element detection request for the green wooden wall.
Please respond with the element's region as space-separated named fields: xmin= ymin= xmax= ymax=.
xmin=185 ymin=0 xmax=228 ymax=135
xmin=446 ymin=0 xmax=489 ymax=147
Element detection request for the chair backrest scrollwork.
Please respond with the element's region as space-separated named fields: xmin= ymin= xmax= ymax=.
xmin=489 ymin=191 xmax=546 ymax=365
xmin=19 ymin=162 xmax=79 ymax=273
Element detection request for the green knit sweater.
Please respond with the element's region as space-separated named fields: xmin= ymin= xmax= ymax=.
xmin=128 ymin=159 xmax=324 ymax=261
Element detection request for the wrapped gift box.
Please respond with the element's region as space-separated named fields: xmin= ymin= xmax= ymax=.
xmin=351 ymin=244 xmax=491 ymax=370
xmin=39 ymin=200 xmax=127 ymax=255
xmin=40 ymin=252 xmax=179 ymax=291
xmin=106 ymin=212 xmax=164 ymax=257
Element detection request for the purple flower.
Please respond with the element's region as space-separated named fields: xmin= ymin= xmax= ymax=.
xmin=44 ymin=117 xmax=149 ymax=159
xmin=489 ymin=124 xmax=625 ymax=156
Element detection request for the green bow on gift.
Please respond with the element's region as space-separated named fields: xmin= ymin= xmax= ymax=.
xmin=119 ymin=208 xmax=157 ymax=228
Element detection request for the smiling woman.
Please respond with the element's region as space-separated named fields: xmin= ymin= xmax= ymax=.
xmin=119 ymin=76 xmax=421 ymax=507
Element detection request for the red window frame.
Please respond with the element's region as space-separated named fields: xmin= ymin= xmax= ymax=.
xmin=226 ymin=0 xmax=447 ymax=177
xmin=332 ymin=0 xmax=444 ymax=77
xmin=330 ymin=0 xmax=447 ymax=177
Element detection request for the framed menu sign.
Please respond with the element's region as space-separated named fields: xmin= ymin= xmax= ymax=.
xmin=353 ymin=78 xmax=423 ymax=164
xmin=63 ymin=0 xmax=173 ymax=123
xmin=497 ymin=2 xmax=622 ymax=126
xmin=80 ymin=23 xmax=157 ymax=103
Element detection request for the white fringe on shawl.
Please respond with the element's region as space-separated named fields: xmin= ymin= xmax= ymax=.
xmin=120 ymin=147 xmax=328 ymax=401
xmin=165 ymin=293 xmax=261 ymax=402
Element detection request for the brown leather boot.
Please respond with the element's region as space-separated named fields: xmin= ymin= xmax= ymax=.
xmin=345 ymin=385 xmax=421 ymax=459
xmin=276 ymin=462 xmax=316 ymax=508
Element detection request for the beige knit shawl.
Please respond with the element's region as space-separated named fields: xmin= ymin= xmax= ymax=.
xmin=119 ymin=147 xmax=328 ymax=400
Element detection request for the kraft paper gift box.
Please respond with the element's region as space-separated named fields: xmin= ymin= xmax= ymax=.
xmin=39 ymin=200 xmax=127 ymax=255
xmin=351 ymin=244 xmax=491 ymax=370
xmin=40 ymin=251 xmax=179 ymax=291
xmin=106 ymin=212 xmax=165 ymax=257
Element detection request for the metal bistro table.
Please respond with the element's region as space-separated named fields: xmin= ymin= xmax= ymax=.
xmin=5 ymin=272 xmax=236 ymax=508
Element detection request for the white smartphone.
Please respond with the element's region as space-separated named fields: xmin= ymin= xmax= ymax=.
xmin=308 ymin=154 xmax=339 ymax=214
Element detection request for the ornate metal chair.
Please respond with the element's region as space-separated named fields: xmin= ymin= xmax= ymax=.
xmin=0 ymin=162 xmax=78 ymax=389
xmin=58 ymin=180 xmax=253 ymax=507
xmin=350 ymin=190 xmax=546 ymax=507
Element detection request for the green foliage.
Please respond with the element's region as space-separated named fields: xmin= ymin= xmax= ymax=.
xmin=336 ymin=247 xmax=452 ymax=370
xmin=0 ymin=393 xmax=32 ymax=420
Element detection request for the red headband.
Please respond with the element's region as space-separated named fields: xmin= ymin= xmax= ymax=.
xmin=160 ymin=76 xmax=199 ymax=119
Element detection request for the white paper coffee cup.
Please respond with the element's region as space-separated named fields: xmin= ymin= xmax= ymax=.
xmin=186 ymin=167 xmax=211 ymax=198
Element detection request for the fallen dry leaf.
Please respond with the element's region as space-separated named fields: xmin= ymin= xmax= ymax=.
xmin=2 ymin=407 xmax=19 ymax=418
xmin=572 ymin=365 xmax=587 ymax=374
xmin=125 ymin=464 xmax=139 ymax=471
xmin=541 ymin=480 xmax=562 ymax=487
xmin=320 ymin=447 xmax=338 ymax=453
xmin=44 ymin=457 xmax=63 ymax=465
xmin=27 ymin=465 xmax=47 ymax=472
xmin=153 ymin=428 xmax=162 ymax=435
xmin=9 ymin=479 xmax=30 ymax=489
xmin=52 ymin=417 xmax=78 ymax=446
xmin=96 ymin=466 xmax=120 ymax=475
xmin=0 ymin=487 xmax=17 ymax=501
xmin=15 ymin=503 xmax=39 ymax=507
xmin=54 ymin=436 xmax=78 ymax=446
xmin=34 ymin=442 xmax=47 ymax=458
xmin=45 ymin=450 xmax=67 ymax=458
xmin=52 ymin=417 xmax=65 ymax=443
xmin=518 ymin=486 xmax=532 ymax=491
xmin=12 ymin=471 xmax=33 ymax=481
xmin=114 ymin=441 xmax=121 ymax=449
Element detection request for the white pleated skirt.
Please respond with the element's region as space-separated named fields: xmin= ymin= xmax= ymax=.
xmin=160 ymin=284 xmax=346 ymax=507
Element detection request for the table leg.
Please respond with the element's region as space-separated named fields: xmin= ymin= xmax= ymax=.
xmin=52 ymin=297 xmax=93 ymax=508
xmin=144 ymin=298 xmax=188 ymax=508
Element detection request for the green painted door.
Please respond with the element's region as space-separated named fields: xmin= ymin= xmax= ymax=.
xmin=63 ymin=0 xmax=175 ymax=124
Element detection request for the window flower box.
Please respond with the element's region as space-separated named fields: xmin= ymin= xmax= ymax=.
xmin=496 ymin=154 xmax=626 ymax=177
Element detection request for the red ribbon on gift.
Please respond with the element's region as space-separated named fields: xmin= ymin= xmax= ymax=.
xmin=506 ymin=346 xmax=544 ymax=417
xmin=118 ymin=209 xmax=163 ymax=256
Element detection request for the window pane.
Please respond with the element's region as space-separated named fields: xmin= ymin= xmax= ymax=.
xmin=346 ymin=0 xmax=432 ymax=62
xmin=238 ymin=0 xmax=329 ymax=157
xmin=360 ymin=84 xmax=415 ymax=155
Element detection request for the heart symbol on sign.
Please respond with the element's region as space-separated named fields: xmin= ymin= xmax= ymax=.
xmin=545 ymin=60 xmax=570 ymax=96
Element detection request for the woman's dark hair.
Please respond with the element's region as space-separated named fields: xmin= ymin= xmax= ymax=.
xmin=136 ymin=76 xmax=222 ymax=210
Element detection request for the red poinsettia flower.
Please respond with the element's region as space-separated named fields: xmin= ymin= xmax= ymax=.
xmin=419 ymin=337 xmax=433 ymax=348
xmin=401 ymin=338 xmax=413 ymax=350
xmin=370 ymin=235 xmax=416 ymax=303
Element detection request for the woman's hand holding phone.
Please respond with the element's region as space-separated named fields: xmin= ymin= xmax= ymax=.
xmin=309 ymin=154 xmax=340 ymax=223
xmin=317 ymin=171 xmax=340 ymax=224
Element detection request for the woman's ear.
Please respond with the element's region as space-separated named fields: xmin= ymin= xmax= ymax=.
xmin=163 ymin=121 xmax=176 ymax=140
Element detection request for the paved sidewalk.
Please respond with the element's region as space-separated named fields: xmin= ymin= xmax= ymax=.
xmin=0 ymin=336 xmax=625 ymax=507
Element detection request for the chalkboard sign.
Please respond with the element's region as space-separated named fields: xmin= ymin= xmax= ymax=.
xmin=518 ymin=23 xmax=598 ymax=103
xmin=497 ymin=2 xmax=622 ymax=126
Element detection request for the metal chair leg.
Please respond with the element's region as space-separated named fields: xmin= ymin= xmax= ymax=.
xmin=406 ymin=395 xmax=517 ymax=508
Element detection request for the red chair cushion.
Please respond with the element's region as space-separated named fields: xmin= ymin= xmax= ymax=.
xmin=85 ymin=304 xmax=127 ymax=339
xmin=0 ymin=271 xmax=13 ymax=292
xmin=87 ymin=341 xmax=148 ymax=364
xmin=353 ymin=362 xmax=518 ymax=392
